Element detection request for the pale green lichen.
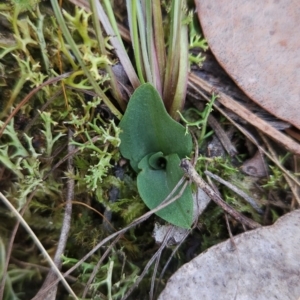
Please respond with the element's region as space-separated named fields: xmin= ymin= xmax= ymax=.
xmin=0 ymin=113 xmax=65 ymax=209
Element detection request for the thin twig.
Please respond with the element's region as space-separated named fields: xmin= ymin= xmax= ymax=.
xmin=204 ymin=170 xmax=263 ymax=214
xmin=208 ymin=114 xmax=237 ymax=157
xmin=154 ymin=228 xmax=190 ymax=298
xmin=82 ymin=235 xmax=121 ymax=298
xmin=0 ymin=192 xmax=77 ymax=299
xmin=190 ymin=131 xmax=198 ymax=167
xmin=225 ymin=214 xmax=237 ymax=251
xmin=123 ymin=227 xmax=174 ymax=300
xmin=180 ymin=159 xmax=261 ymax=229
xmin=149 ymin=227 xmax=175 ymax=300
xmin=0 ymin=190 xmax=37 ymax=299
xmin=188 ymin=73 xmax=300 ymax=155
xmin=34 ymin=130 xmax=75 ymax=300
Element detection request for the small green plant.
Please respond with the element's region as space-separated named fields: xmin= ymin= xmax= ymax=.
xmin=178 ymin=93 xmax=217 ymax=142
xmin=119 ymin=83 xmax=194 ymax=228
xmin=0 ymin=113 xmax=65 ymax=210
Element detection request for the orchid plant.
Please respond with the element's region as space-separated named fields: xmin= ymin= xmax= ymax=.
xmin=119 ymin=83 xmax=194 ymax=228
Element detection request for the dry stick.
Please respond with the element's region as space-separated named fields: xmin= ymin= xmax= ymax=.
xmin=150 ymin=252 xmax=163 ymax=300
xmin=180 ymin=159 xmax=261 ymax=229
xmin=190 ymin=131 xmax=199 ymax=166
xmin=149 ymin=227 xmax=175 ymax=300
xmin=292 ymin=155 xmax=300 ymax=206
xmin=225 ymin=214 xmax=237 ymax=251
xmin=204 ymin=170 xmax=263 ymax=214
xmin=154 ymin=229 xmax=190 ymax=299
xmin=187 ymin=80 xmax=300 ymax=188
xmin=228 ymin=115 xmax=300 ymax=188
xmin=33 ymin=129 xmax=75 ymax=300
xmin=188 ymin=73 xmax=300 ymax=156
xmin=30 ymin=178 xmax=189 ymax=299
xmin=204 ymin=173 xmax=246 ymax=234
xmin=228 ymin=112 xmax=300 ymax=187
xmin=122 ymin=227 xmax=175 ymax=300
xmin=207 ymin=114 xmax=237 ymax=157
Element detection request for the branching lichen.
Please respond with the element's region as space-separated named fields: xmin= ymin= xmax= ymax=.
xmin=0 ymin=113 xmax=65 ymax=209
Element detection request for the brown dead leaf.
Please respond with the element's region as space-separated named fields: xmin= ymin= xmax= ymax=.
xmin=240 ymin=150 xmax=268 ymax=177
xmin=195 ymin=0 xmax=300 ymax=129
xmin=188 ymin=73 xmax=300 ymax=155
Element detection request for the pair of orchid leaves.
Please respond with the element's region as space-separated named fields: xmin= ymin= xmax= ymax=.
xmin=119 ymin=83 xmax=194 ymax=229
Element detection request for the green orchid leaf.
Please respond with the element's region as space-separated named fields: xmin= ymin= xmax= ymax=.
xmin=119 ymin=83 xmax=192 ymax=172
xmin=148 ymin=152 xmax=167 ymax=170
xmin=137 ymin=152 xmax=193 ymax=228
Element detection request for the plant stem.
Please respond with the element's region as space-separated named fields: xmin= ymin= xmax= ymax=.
xmin=127 ymin=0 xmax=145 ymax=83
xmin=89 ymin=0 xmax=126 ymax=111
xmin=152 ymin=0 xmax=166 ymax=90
